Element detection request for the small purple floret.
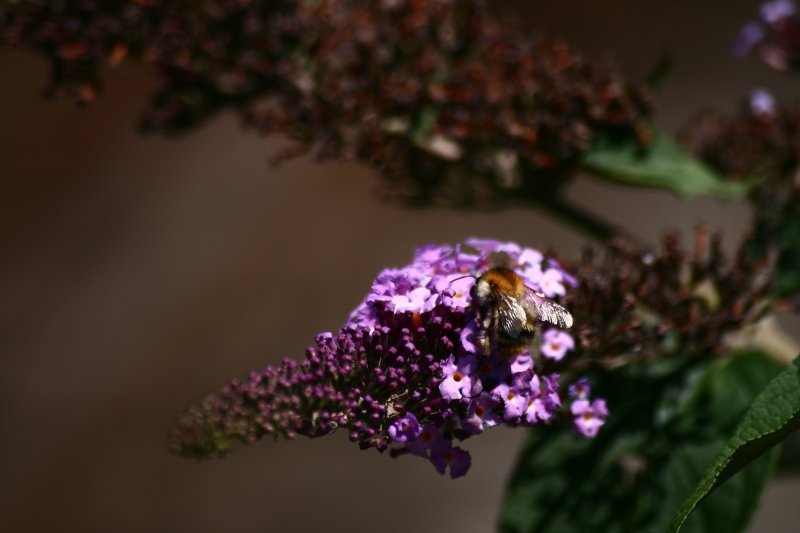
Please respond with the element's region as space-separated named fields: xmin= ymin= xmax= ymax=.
xmin=539 ymin=268 xmax=567 ymax=297
xmin=568 ymin=377 xmax=592 ymax=399
xmin=388 ymin=413 xmax=422 ymax=442
xmin=761 ymin=0 xmax=796 ymax=25
xmin=734 ymin=21 xmax=766 ymax=56
xmin=540 ymin=329 xmax=576 ymax=361
xmin=749 ymin=88 xmax=778 ymax=116
xmin=510 ymin=353 xmax=534 ymax=373
xmin=571 ymin=398 xmax=609 ymax=438
xmin=439 ymin=354 xmax=482 ymax=401
xmin=462 ymin=393 xmax=501 ymax=434
xmin=430 ymin=441 xmax=472 ymax=479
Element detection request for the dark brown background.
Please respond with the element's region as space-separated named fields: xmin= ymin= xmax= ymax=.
xmin=1 ymin=1 xmax=798 ymax=531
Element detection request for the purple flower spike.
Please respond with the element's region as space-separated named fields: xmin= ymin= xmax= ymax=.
xmin=388 ymin=413 xmax=422 ymax=443
xmin=430 ymin=441 xmax=472 ymax=479
xmin=170 ymin=238 xmax=595 ymax=479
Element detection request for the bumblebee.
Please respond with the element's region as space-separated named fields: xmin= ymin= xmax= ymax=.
xmin=470 ymin=267 xmax=573 ymax=358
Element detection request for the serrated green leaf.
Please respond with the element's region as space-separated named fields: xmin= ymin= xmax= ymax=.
xmin=582 ymin=132 xmax=753 ymax=199
xmin=668 ymin=355 xmax=800 ymax=533
xmin=500 ymin=351 xmax=781 ymax=533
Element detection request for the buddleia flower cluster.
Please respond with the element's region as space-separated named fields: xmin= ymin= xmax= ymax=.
xmin=168 ymin=239 xmax=606 ymax=478
xmin=0 ymin=0 xmax=651 ymax=204
xmin=561 ymin=229 xmax=776 ymax=367
xmin=680 ymin=90 xmax=800 ymax=301
xmin=679 ymin=89 xmax=800 ymax=184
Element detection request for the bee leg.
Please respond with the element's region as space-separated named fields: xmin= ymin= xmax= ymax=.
xmin=490 ymin=307 xmax=503 ymax=356
xmin=475 ymin=332 xmax=491 ymax=356
xmin=481 ymin=312 xmax=492 ymax=330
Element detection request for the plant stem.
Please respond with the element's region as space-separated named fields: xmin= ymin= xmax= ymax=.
xmin=532 ymin=196 xmax=619 ymax=243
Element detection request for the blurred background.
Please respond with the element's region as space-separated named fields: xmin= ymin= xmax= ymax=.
xmin=0 ymin=1 xmax=798 ymax=531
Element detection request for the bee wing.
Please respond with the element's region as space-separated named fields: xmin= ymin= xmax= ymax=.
xmin=521 ymin=288 xmax=574 ymax=329
xmin=497 ymin=293 xmax=529 ymax=339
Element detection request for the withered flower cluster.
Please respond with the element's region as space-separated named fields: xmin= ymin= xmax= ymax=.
xmin=680 ymin=92 xmax=800 ymax=301
xmin=559 ymin=229 xmax=773 ymax=373
xmin=0 ymin=0 xmax=651 ymax=203
xmin=679 ymin=92 xmax=800 ymax=183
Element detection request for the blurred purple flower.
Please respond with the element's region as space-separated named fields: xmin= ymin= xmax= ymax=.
xmin=539 ymin=268 xmax=567 ymax=298
xmin=406 ymin=424 xmax=441 ymax=457
xmin=568 ymin=377 xmax=592 ymax=400
xmin=517 ymin=247 xmax=544 ymax=267
xmin=734 ymin=22 xmax=766 ymax=56
xmin=430 ymin=441 xmax=472 ymax=479
xmin=391 ymin=287 xmax=437 ymax=313
xmin=540 ymin=329 xmax=576 ymax=361
xmin=750 ymin=88 xmax=778 ymax=117
xmin=571 ymin=398 xmax=610 ymax=438
xmin=735 ymin=1 xmax=800 ymax=72
xmin=762 ymin=0 xmax=796 ymax=25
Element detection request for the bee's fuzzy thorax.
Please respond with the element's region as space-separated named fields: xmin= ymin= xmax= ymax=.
xmin=479 ymin=267 xmax=526 ymax=298
xmin=473 ymin=279 xmax=492 ymax=303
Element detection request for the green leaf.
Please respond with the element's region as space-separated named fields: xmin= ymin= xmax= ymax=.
xmin=500 ymin=351 xmax=782 ymax=533
xmin=774 ymin=208 xmax=800 ymax=299
xmin=642 ymin=50 xmax=674 ymax=89
xmin=410 ymin=106 xmax=438 ymax=145
xmin=746 ymin=193 xmax=800 ymax=300
xmin=669 ymin=355 xmax=800 ymax=533
xmin=582 ymin=132 xmax=753 ymax=199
